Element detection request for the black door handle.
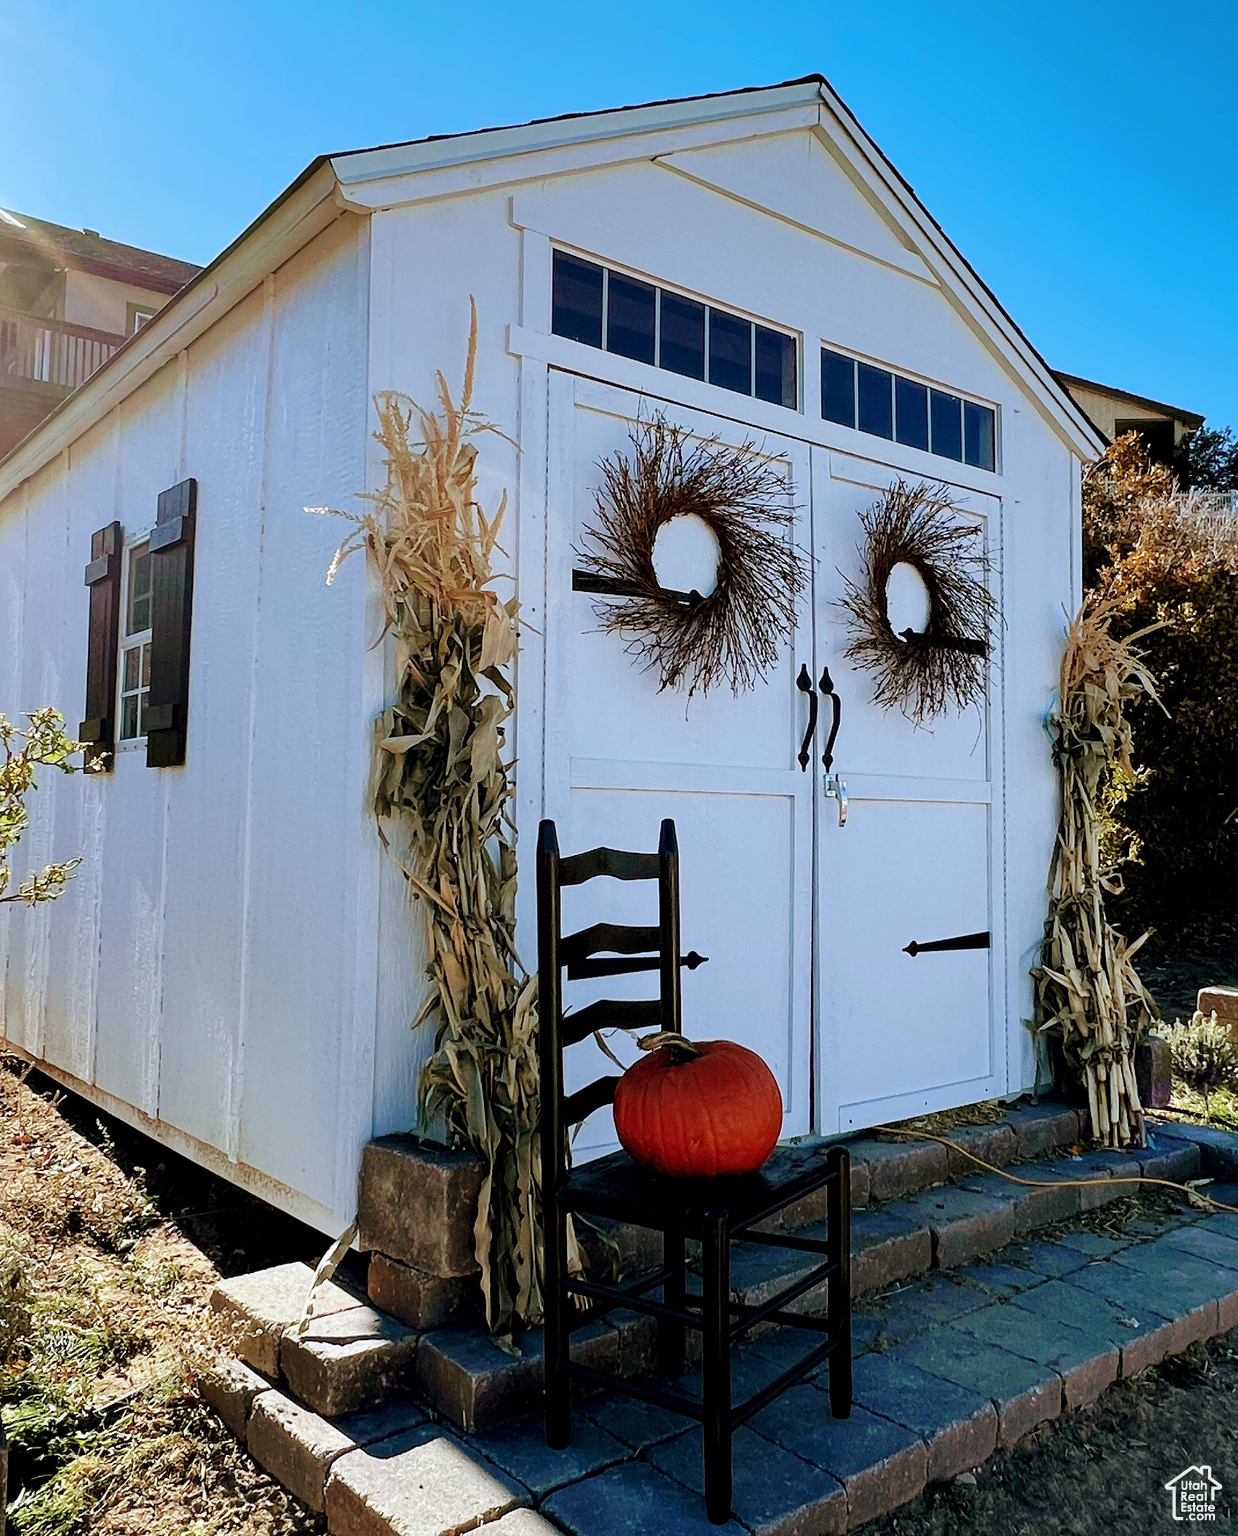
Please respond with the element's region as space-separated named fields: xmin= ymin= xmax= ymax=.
xmin=818 ymin=667 xmax=841 ymax=773
xmin=796 ymin=664 xmax=818 ymax=771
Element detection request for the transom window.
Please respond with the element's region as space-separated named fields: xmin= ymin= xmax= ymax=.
xmin=552 ymin=250 xmax=798 ymax=410
xmin=118 ymin=541 xmax=152 ymax=741
xmin=821 ymin=347 xmax=997 ymax=472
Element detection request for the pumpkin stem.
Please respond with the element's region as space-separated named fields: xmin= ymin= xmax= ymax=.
xmin=636 ymin=1030 xmax=703 ymax=1062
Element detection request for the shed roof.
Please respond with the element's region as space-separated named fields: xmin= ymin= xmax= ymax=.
xmin=0 ymin=75 xmax=1106 ymax=494
xmin=0 ymin=207 xmax=201 ymax=295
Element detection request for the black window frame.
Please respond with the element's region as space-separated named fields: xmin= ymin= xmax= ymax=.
xmin=550 ymin=249 xmax=798 ymax=411
xmin=820 ymin=342 xmax=997 ymax=472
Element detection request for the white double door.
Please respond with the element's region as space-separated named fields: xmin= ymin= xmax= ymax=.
xmin=540 ymin=373 xmax=1002 ymax=1155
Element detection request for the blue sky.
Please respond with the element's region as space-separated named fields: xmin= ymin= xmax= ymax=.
xmin=3 ymin=1 xmax=1234 ymax=427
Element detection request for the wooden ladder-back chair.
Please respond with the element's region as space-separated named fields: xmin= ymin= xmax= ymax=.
xmin=537 ymin=817 xmax=851 ymax=1525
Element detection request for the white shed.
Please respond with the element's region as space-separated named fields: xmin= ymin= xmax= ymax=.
xmin=0 ymin=77 xmax=1103 ymax=1236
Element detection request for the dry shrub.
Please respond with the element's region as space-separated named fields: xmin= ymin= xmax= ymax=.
xmin=1085 ymin=435 xmax=1238 ymax=940
xmin=1035 ymin=597 xmax=1162 ymax=1145
xmin=313 ymin=305 xmax=538 ymax=1335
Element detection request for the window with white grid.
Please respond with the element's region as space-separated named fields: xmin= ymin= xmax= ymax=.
xmin=117 ymin=540 xmax=152 ymax=741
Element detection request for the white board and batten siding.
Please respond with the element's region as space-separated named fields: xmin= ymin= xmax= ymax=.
xmin=0 ymin=80 xmax=1099 ymax=1230
xmin=0 ymin=215 xmax=411 ymax=1233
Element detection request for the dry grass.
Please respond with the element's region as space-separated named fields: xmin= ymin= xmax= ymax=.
xmin=312 ymin=306 xmax=537 ymax=1336
xmin=0 ymin=1054 xmax=320 ymax=1535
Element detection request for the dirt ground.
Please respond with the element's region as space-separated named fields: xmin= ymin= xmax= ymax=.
xmin=6 ymin=1042 xmax=1238 ymax=1535
xmin=1142 ymin=940 xmax=1238 ymax=1023
xmin=861 ymin=1333 xmax=1238 ymax=1534
xmin=0 ymin=1052 xmax=328 ymax=1535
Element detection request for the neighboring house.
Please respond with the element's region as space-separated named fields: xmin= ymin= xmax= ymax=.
xmin=1055 ymin=370 xmax=1203 ymax=467
xmin=0 ymin=77 xmax=1104 ymax=1237
xmin=0 ymin=208 xmax=200 ymax=457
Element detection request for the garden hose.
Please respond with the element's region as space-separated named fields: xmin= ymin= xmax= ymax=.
xmin=873 ymin=1124 xmax=1238 ymax=1218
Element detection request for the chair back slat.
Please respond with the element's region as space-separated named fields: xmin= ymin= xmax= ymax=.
xmin=538 ymin=818 xmax=684 ymax=1145
xmin=561 ymin=922 xmax=662 ymax=966
xmin=563 ymin=1075 xmax=622 ymax=1127
xmin=561 ymin=998 xmax=662 ymax=1048
xmin=559 ymin=847 xmax=661 ymax=885
xmin=569 ymin=955 xmax=661 ymax=981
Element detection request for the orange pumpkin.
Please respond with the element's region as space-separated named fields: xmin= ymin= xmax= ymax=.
xmin=613 ymin=1038 xmax=783 ymax=1178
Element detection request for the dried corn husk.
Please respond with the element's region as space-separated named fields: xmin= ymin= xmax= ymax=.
xmin=1034 ymin=596 xmax=1163 ymax=1146
xmin=312 ymin=304 xmax=540 ymax=1334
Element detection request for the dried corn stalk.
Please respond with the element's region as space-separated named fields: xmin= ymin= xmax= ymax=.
xmin=311 ymin=304 xmax=541 ymax=1334
xmin=1035 ymin=597 xmax=1163 ymax=1146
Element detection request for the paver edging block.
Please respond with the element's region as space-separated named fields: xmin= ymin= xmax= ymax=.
xmin=248 ymin=1390 xmax=356 ymax=1513
xmin=358 ymin=1135 xmax=485 ymax=1280
xmin=198 ymin=1357 xmax=270 ymax=1439
xmin=891 ymin=1327 xmax=1062 ymax=1449
xmin=325 ymin=1427 xmax=527 ymax=1536
xmin=281 ymin=1305 xmax=419 ymax=1418
xmin=746 ymin=1386 xmax=928 ymax=1530
xmin=210 ymin=1261 xmax=360 ymax=1378
xmin=485 ymin=1512 xmax=564 ymax=1536
xmin=852 ymin=1354 xmax=997 ymax=1483
xmin=849 ymin=1140 xmax=949 ymax=1203
xmin=246 ymin=1390 xmax=429 ymax=1514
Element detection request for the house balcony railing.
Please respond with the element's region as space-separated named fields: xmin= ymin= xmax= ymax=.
xmin=0 ymin=306 xmax=126 ymax=394
xmin=1193 ymin=489 xmax=1238 ymax=517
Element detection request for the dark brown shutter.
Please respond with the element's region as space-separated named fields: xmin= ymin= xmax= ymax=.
xmin=79 ymin=520 xmax=123 ymax=769
xmin=145 ymin=478 xmax=197 ymax=768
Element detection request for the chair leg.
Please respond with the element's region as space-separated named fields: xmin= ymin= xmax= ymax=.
xmin=544 ymin=1201 xmax=572 ymax=1449
xmin=827 ymin=1147 xmax=852 ymax=1419
xmin=658 ymin=1229 xmax=687 ymax=1378
xmin=701 ymin=1211 xmax=732 ymax=1525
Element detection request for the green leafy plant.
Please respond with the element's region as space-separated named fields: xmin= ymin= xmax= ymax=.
xmin=1163 ymin=1010 xmax=1238 ymax=1115
xmin=1 ymin=710 xmax=94 ymax=907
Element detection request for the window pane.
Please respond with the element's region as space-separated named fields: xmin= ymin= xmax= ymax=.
xmin=659 ymin=292 xmax=705 ymax=380
xmin=895 ymin=377 xmax=929 ymax=451
xmin=551 ymin=252 xmax=603 ymax=348
xmin=820 ymin=350 xmax=855 ymax=427
xmin=606 ymin=273 xmax=656 ymax=365
xmin=708 ymin=309 xmax=752 ymax=396
xmin=964 ymin=401 xmax=996 ymax=470
xmin=127 ymin=543 xmax=151 ymax=635
xmin=123 ymin=645 xmax=141 ymax=691
xmin=931 ymin=390 xmax=963 ymax=461
xmin=140 ymin=642 xmax=151 ymax=687
xmin=121 ymin=694 xmax=138 ymax=741
xmin=755 ymin=327 xmax=796 ymax=408
xmin=857 ymin=364 xmax=893 ymax=439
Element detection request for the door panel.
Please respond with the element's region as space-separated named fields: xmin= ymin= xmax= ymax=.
xmin=811 ymin=448 xmax=1004 ymax=1131
xmin=544 ymin=374 xmax=814 ymax=1156
xmin=820 ymin=796 xmax=993 ymax=1124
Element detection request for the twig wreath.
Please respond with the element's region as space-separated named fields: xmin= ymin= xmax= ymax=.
xmin=838 ymin=480 xmax=995 ymax=724
xmin=575 ymin=415 xmax=807 ymax=697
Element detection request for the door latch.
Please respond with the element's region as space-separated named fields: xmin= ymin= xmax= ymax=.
xmin=824 ymin=772 xmax=848 ymax=827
